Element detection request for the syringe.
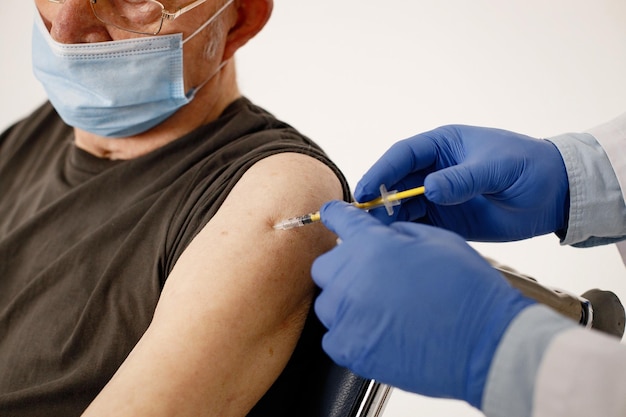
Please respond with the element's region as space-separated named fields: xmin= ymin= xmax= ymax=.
xmin=273 ymin=185 xmax=425 ymax=230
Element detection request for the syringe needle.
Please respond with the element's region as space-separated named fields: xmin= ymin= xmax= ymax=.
xmin=273 ymin=211 xmax=321 ymax=230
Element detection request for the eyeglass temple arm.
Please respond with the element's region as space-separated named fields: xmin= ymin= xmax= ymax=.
xmin=161 ymin=0 xmax=207 ymax=20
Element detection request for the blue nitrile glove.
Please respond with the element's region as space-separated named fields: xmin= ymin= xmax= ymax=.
xmin=312 ymin=201 xmax=535 ymax=408
xmin=354 ymin=125 xmax=569 ymax=241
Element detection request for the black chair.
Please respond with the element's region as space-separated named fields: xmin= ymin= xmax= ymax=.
xmin=314 ymin=363 xmax=390 ymax=417
xmin=247 ymin=309 xmax=391 ymax=417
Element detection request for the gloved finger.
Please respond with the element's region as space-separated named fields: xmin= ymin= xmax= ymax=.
xmin=312 ymin=243 xmax=362 ymax=325
xmin=389 ymin=220 xmax=437 ymax=239
xmin=354 ymin=136 xmax=438 ymax=202
xmin=314 ymin=287 xmax=339 ymax=329
xmin=311 ymin=223 xmax=367 ymax=288
xmin=319 ymin=200 xmax=386 ymax=242
xmin=424 ymin=160 xmax=516 ymax=205
xmin=319 ymin=303 xmax=370 ymax=370
xmin=311 ymin=241 xmax=348 ymax=289
xmin=321 ymin=328 xmax=351 ymax=369
xmin=364 ymin=206 xmax=398 ymax=225
xmin=394 ymin=198 xmax=428 ymax=222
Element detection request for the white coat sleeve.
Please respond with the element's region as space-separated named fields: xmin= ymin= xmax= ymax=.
xmin=587 ymin=113 xmax=626 ymax=201
xmin=586 ymin=113 xmax=626 ymax=262
xmin=548 ymin=131 xmax=626 ymax=247
xmin=482 ymin=305 xmax=626 ymax=417
xmin=532 ymin=116 xmax=626 ymax=415
xmin=533 ymin=327 xmax=626 ymax=416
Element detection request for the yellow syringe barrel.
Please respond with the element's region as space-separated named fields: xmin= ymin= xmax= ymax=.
xmin=353 ymin=185 xmax=425 ymax=210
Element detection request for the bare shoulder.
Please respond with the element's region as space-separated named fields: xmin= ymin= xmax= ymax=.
xmin=218 ymin=151 xmax=345 ymax=230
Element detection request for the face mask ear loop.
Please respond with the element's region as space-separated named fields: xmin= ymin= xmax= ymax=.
xmin=182 ymin=0 xmax=234 ymax=45
xmin=182 ymin=0 xmax=234 ymax=99
xmin=186 ymin=58 xmax=229 ymax=99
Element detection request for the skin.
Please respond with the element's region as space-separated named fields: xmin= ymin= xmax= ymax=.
xmin=32 ymin=0 xmax=344 ymax=415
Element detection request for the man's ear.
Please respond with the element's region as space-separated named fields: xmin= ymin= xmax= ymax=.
xmin=223 ymin=0 xmax=273 ymax=61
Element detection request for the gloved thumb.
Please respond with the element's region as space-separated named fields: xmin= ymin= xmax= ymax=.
xmin=320 ymin=200 xmax=385 ymax=241
xmin=424 ymin=161 xmax=509 ymax=205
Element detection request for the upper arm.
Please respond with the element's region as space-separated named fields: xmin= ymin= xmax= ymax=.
xmin=82 ymin=152 xmax=345 ymax=417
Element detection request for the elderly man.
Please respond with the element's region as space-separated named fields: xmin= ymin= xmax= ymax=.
xmin=0 ymin=0 xmax=349 ymax=416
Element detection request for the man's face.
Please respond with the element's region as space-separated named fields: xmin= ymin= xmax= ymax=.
xmin=34 ymin=0 xmax=233 ymax=92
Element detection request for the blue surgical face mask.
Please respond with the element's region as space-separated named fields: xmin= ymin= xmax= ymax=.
xmin=31 ymin=0 xmax=233 ymax=138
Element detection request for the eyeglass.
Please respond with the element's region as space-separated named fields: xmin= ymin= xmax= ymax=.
xmin=48 ymin=0 xmax=209 ymax=36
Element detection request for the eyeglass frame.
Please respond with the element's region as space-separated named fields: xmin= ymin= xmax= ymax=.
xmin=47 ymin=0 xmax=209 ymax=35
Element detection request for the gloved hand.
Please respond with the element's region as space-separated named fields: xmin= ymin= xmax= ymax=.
xmin=354 ymin=125 xmax=570 ymax=241
xmin=312 ymin=201 xmax=535 ymax=408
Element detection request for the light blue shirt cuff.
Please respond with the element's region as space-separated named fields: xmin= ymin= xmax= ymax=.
xmin=481 ymin=304 xmax=577 ymax=417
xmin=548 ymin=133 xmax=626 ymax=247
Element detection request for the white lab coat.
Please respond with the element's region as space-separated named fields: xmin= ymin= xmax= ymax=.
xmin=482 ymin=114 xmax=626 ymax=417
xmin=535 ymin=114 xmax=626 ymax=417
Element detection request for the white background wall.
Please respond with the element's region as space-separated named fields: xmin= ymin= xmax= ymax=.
xmin=1 ymin=1 xmax=625 ymax=415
